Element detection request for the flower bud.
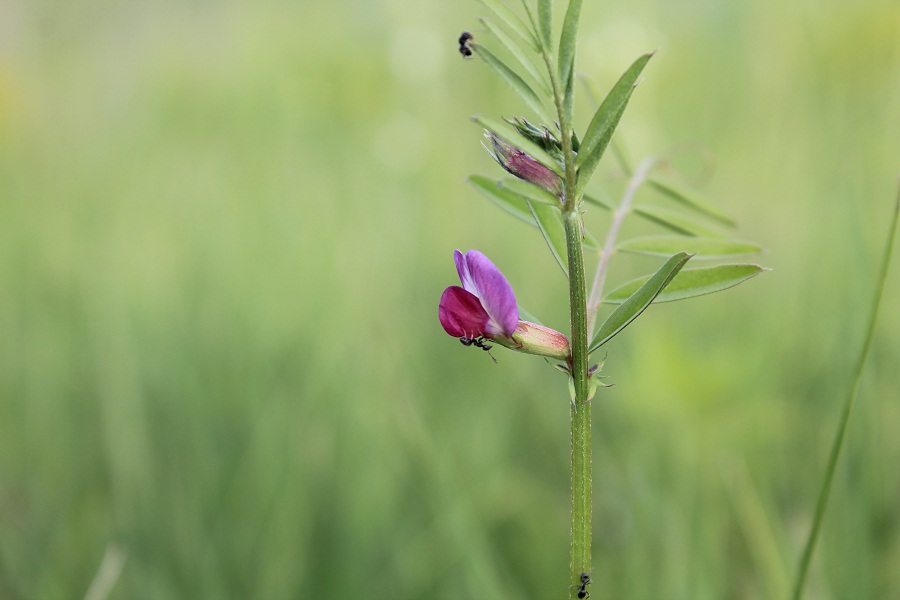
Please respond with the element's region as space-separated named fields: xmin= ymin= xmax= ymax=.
xmin=493 ymin=320 xmax=570 ymax=360
xmin=484 ymin=131 xmax=563 ymax=196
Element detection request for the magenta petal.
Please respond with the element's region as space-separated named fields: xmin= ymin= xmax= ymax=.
xmin=438 ymin=286 xmax=490 ymax=338
xmin=462 ymin=250 xmax=518 ymax=336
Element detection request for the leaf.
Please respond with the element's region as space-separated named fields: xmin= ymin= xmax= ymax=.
xmin=499 ymin=177 xmax=560 ymax=205
xmin=538 ymin=0 xmax=553 ymax=50
xmin=633 ymin=205 xmax=727 ymax=237
xmin=473 ymin=114 xmax=563 ymax=176
xmin=589 ymin=252 xmax=692 ymax=352
xmin=480 ymin=17 xmax=551 ymax=96
xmin=474 ymin=46 xmax=556 ymax=125
xmin=618 ymin=236 xmax=763 ymax=259
xmin=575 ymin=53 xmax=653 ymax=196
xmin=582 ymin=193 xmax=613 ymax=212
xmin=648 ymin=174 xmax=736 ymax=227
xmin=558 ymin=0 xmax=583 ymax=92
xmin=469 ymin=175 xmax=534 ymax=225
xmin=478 ymin=0 xmax=539 ymax=51
xmin=528 ymin=200 xmax=568 ymax=276
xmin=561 ymin=54 xmax=575 ymax=126
xmin=603 ymin=264 xmax=768 ymax=304
xmin=469 ymin=176 xmax=596 ymax=251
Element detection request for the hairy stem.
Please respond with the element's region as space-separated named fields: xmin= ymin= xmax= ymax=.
xmin=587 ymin=156 xmax=655 ymax=335
xmin=543 ymin=37 xmax=591 ymax=599
xmin=565 ymin=211 xmax=591 ymax=595
xmin=792 ymin=188 xmax=900 ymax=599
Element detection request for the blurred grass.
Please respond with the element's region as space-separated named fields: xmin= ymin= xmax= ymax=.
xmin=0 ymin=1 xmax=898 ymax=598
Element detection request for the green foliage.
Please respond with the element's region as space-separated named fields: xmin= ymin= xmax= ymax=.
xmin=604 ymin=264 xmax=768 ymax=304
xmin=479 ymin=18 xmax=551 ymax=96
xmin=479 ymin=0 xmax=539 ymax=50
xmin=648 ymin=174 xmax=737 ymax=227
xmin=633 ymin=204 xmax=729 ymax=236
xmin=618 ymin=236 xmax=763 ymax=259
xmin=537 ymin=0 xmax=553 ymax=50
xmin=470 ymin=175 xmax=537 ymax=224
xmin=558 ymin=0 xmax=583 ymax=121
xmin=589 ymin=252 xmax=692 ymax=352
xmin=473 ymin=45 xmax=556 ymax=124
xmin=528 ymin=201 xmax=569 ymax=276
xmin=575 ymin=53 xmax=653 ymax=196
xmin=469 ymin=176 xmax=598 ymax=254
xmin=500 ymin=177 xmax=560 ymax=205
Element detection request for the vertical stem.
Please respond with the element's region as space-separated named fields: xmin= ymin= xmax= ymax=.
xmin=543 ymin=43 xmax=592 ymax=597
xmin=565 ymin=212 xmax=591 ymax=594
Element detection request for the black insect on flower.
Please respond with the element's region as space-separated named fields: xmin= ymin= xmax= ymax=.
xmin=458 ymin=31 xmax=474 ymax=57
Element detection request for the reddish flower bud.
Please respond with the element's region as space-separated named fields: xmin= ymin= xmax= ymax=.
xmin=484 ymin=132 xmax=562 ymax=196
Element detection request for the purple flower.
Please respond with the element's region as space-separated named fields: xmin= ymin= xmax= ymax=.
xmin=439 ymin=250 xmax=519 ymax=339
xmin=439 ymin=250 xmax=570 ymax=360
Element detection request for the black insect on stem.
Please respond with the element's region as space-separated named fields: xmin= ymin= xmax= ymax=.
xmin=458 ymin=31 xmax=474 ymax=57
xmin=572 ymin=572 xmax=591 ymax=599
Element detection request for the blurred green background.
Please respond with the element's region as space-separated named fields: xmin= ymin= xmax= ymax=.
xmin=1 ymin=1 xmax=898 ymax=598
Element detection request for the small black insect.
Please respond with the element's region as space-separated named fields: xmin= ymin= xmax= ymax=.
xmin=572 ymin=572 xmax=591 ymax=599
xmin=458 ymin=31 xmax=474 ymax=57
xmin=459 ymin=336 xmax=491 ymax=351
xmin=459 ymin=336 xmax=497 ymax=362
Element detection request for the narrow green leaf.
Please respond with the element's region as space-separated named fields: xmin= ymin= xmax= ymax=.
xmin=589 ymin=252 xmax=692 ymax=352
xmin=469 ymin=175 xmax=534 ymax=225
xmin=603 ymin=264 xmax=767 ymax=304
xmin=468 ymin=176 xmax=597 ymax=252
xmin=500 ymin=177 xmax=560 ymax=205
xmin=577 ymin=54 xmax=651 ymax=167
xmin=528 ymin=200 xmax=568 ymax=276
xmin=648 ymin=174 xmax=736 ymax=227
xmin=583 ymin=193 xmax=613 ymax=212
xmin=575 ymin=53 xmax=653 ymax=196
xmin=480 ymin=17 xmax=551 ymax=96
xmin=478 ymin=0 xmax=539 ymax=51
xmin=503 ymin=180 xmax=599 ymax=250
xmin=618 ymin=235 xmax=763 ymax=259
xmin=633 ymin=205 xmax=727 ymax=237
xmin=538 ymin=0 xmax=553 ymax=50
xmin=519 ymin=0 xmax=541 ymax=44
xmin=561 ymin=54 xmax=575 ymax=126
xmin=473 ymin=114 xmax=563 ymax=176
xmin=558 ymin=0 xmax=583 ymax=91
xmin=474 ymin=46 xmax=556 ymax=125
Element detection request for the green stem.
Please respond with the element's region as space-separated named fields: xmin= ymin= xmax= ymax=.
xmin=542 ymin=35 xmax=591 ymax=598
xmin=565 ymin=212 xmax=591 ymax=594
xmin=791 ymin=188 xmax=900 ymax=599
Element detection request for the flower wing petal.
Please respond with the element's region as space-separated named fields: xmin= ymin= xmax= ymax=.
xmin=438 ymin=286 xmax=490 ymax=338
xmin=454 ymin=249 xmax=476 ymax=293
xmin=464 ymin=250 xmax=519 ymax=336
